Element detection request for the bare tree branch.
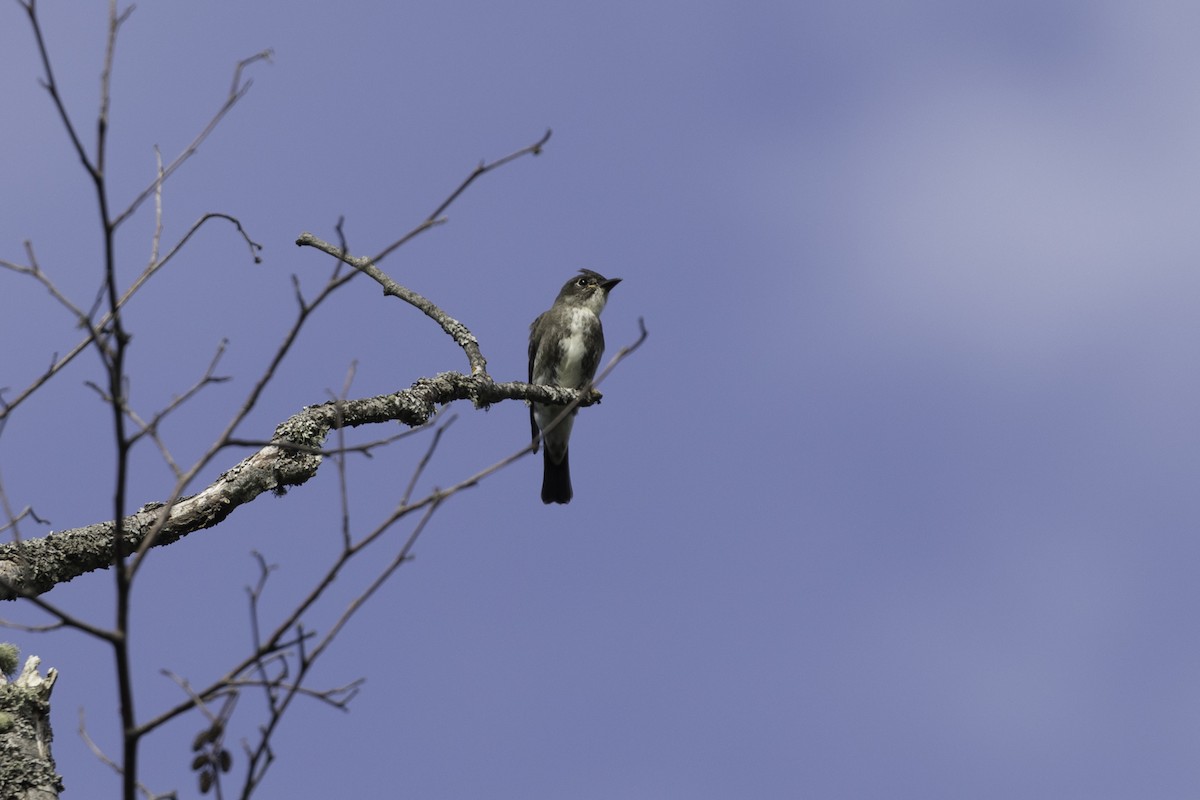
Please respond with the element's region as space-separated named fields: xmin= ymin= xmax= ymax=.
xmin=0 ymin=213 xmax=262 ymax=422
xmin=123 ymin=341 xmax=232 ymax=475
xmin=0 ymin=242 xmax=97 ymax=337
xmin=19 ymin=0 xmax=99 ymax=181
xmin=111 ymin=49 xmax=274 ymax=229
xmin=295 ymin=129 xmax=553 ymax=377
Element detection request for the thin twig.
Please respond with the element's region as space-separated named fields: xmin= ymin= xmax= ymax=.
xmin=78 ymin=707 xmax=167 ymax=800
xmin=373 ymin=128 xmax=551 ymax=263
xmin=111 ymin=50 xmax=273 ymax=229
xmin=20 ymin=0 xmax=98 ymax=180
xmin=124 ymin=341 xmax=232 ymax=475
xmin=401 ymin=415 xmax=456 ymax=506
xmin=332 ymin=362 xmax=357 ymax=550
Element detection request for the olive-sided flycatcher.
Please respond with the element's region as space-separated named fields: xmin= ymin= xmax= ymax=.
xmin=529 ymin=269 xmax=622 ymax=504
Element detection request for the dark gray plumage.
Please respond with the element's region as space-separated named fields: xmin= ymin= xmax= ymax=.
xmin=528 ymin=269 xmax=621 ymax=504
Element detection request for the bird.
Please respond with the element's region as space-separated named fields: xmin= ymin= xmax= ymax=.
xmin=528 ymin=268 xmax=622 ymax=504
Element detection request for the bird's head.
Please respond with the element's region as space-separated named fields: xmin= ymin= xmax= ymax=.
xmin=555 ymin=268 xmax=621 ymax=312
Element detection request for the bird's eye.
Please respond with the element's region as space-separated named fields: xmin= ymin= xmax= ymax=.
xmin=577 ymin=278 xmax=589 ymax=287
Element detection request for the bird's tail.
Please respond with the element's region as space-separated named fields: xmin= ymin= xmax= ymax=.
xmin=541 ymin=449 xmax=572 ymax=504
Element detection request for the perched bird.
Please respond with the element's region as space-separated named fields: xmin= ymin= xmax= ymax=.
xmin=528 ymin=269 xmax=622 ymax=504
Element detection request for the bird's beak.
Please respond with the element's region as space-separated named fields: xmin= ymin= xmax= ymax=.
xmin=601 ymin=277 xmax=622 ymax=292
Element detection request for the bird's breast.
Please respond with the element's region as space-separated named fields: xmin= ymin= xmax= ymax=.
xmin=555 ymin=308 xmax=597 ymax=388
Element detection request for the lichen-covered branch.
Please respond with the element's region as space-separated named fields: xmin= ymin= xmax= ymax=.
xmin=296 ymin=232 xmax=491 ymax=376
xmin=0 ymin=374 xmax=597 ymax=601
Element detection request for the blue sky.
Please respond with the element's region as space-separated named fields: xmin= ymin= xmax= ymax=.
xmin=3 ymin=1 xmax=1200 ymax=797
